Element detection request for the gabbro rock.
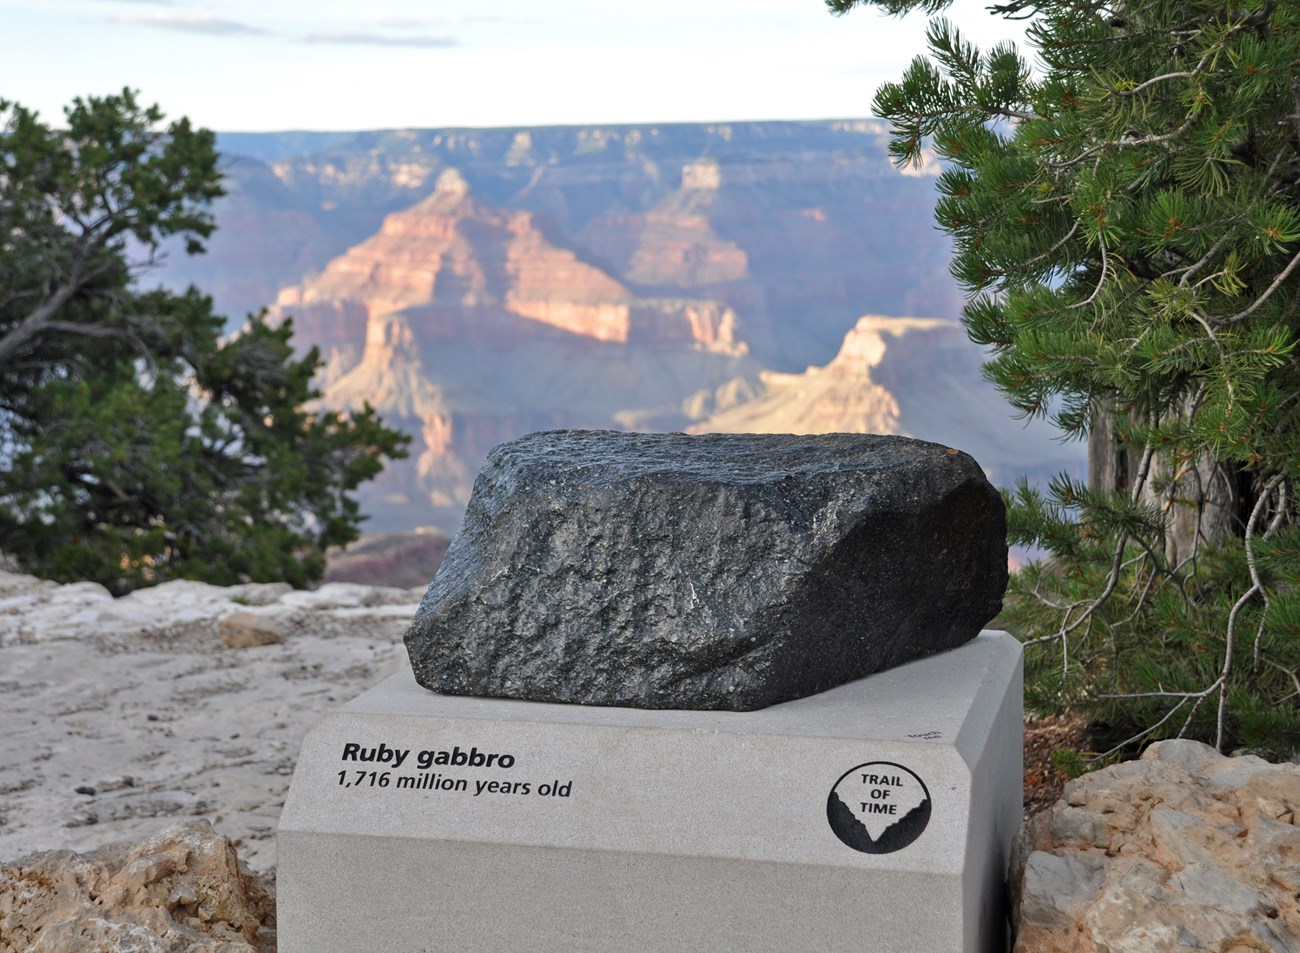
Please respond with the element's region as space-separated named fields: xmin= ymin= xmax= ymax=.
xmin=405 ymin=430 xmax=1007 ymax=711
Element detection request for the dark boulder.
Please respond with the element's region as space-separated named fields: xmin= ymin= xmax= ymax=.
xmin=405 ymin=430 xmax=1007 ymax=711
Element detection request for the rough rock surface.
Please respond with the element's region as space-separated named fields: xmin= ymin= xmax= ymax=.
xmin=0 ymin=820 xmax=275 ymax=953
xmin=406 ymin=430 xmax=1007 ymax=711
xmin=0 ymin=570 xmax=421 ymax=869
xmin=1012 ymin=739 xmax=1300 ymax=953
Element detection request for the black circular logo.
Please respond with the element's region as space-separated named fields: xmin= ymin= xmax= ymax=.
xmin=827 ymin=761 xmax=931 ymax=854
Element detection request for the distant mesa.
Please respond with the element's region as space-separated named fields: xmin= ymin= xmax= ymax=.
xmin=190 ymin=121 xmax=968 ymax=371
xmin=268 ymin=169 xmax=759 ymax=532
xmin=269 ymin=168 xmax=744 ymax=353
xmin=690 ymin=315 xmax=937 ymax=436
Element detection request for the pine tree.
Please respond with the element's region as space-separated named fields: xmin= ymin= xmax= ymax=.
xmin=826 ymin=0 xmax=1300 ymax=755
xmin=0 ymin=91 xmax=408 ymax=594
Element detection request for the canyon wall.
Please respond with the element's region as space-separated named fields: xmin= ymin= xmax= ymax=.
xmin=153 ymin=120 xmax=1080 ymax=534
xmin=178 ymin=121 xmax=960 ymax=368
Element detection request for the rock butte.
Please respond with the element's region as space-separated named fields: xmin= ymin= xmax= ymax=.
xmin=271 ymin=169 xmax=748 ymax=352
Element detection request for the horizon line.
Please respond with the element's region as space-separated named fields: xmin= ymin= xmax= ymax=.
xmin=213 ymin=115 xmax=883 ymax=136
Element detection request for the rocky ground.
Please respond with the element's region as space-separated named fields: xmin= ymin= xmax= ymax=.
xmin=6 ymin=569 xmax=1293 ymax=953
xmin=0 ymin=571 xmax=421 ymax=872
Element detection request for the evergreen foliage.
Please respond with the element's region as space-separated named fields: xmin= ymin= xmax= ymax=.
xmin=828 ymin=0 xmax=1300 ymax=755
xmin=0 ymin=91 xmax=408 ymax=594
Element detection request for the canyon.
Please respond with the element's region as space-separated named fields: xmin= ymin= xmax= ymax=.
xmin=157 ymin=120 xmax=1080 ymax=535
xmin=693 ymin=315 xmax=1079 ymax=494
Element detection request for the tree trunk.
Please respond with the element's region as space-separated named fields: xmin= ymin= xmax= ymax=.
xmin=1087 ymin=402 xmax=1137 ymax=499
xmin=1089 ymin=400 xmax=1242 ymax=566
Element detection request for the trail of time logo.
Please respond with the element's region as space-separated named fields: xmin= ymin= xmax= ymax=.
xmin=827 ymin=762 xmax=931 ymax=854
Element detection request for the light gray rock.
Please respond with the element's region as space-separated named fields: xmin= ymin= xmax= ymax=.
xmin=277 ymin=583 xmax=414 ymax=610
xmin=224 ymin=582 xmax=294 ymax=606
xmin=1148 ymin=808 xmax=1236 ymax=870
xmin=0 ymin=569 xmax=423 ymax=650
xmin=1019 ymin=852 xmax=1106 ymax=930
xmin=1140 ymin=737 xmax=1225 ymax=774
xmin=1082 ymin=860 xmax=1176 ymax=953
xmin=0 ymin=567 xmax=424 ymax=870
xmin=1170 ymin=866 xmax=1265 ymax=918
xmin=1050 ymin=805 xmax=1110 ymax=848
xmin=405 ymin=429 xmax=1007 ymax=711
xmin=1012 ymin=740 xmax=1300 ymax=953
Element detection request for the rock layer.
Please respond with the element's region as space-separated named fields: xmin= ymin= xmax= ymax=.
xmin=265 ymin=171 xmax=760 ymax=532
xmin=270 ymin=169 xmax=746 ymax=352
xmin=405 ymin=430 xmax=1007 ymax=711
xmin=1012 ymin=740 xmax=1300 ymax=953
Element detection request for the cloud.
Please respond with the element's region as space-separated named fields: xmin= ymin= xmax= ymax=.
xmin=371 ymin=17 xmax=450 ymax=29
xmin=303 ymin=31 xmax=459 ymax=48
xmin=113 ymin=14 xmax=266 ymax=35
xmin=368 ymin=15 xmax=538 ymax=28
xmin=463 ymin=15 xmax=542 ymax=25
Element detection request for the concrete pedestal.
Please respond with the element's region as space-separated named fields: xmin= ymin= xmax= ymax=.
xmin=278 ymin=630 xmax=1022 ymax=953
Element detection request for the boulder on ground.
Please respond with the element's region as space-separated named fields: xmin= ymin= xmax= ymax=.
xmin=1012 ymin=739 xmax=1300 ymax=953
xmin=407 ymin=429 xmax=1007 ymax=711
xmin=0 ymin=819 xmax=275 ymax=953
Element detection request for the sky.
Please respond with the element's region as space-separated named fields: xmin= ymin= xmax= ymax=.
xmin=1 ymin=0 xmax=1031 ymax=133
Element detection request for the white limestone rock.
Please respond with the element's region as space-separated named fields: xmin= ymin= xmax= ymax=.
xmin=0 ymin=570 xmax=422 ymax=649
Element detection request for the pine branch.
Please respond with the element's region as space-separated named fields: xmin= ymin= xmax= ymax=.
xmin=1218 ymin=474 xmax=1283 ymax=750
xmin=1215 ymin=246 xmax=1300 ymax=326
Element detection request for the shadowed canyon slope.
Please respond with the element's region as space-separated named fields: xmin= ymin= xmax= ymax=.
xmin=157 ymin=120 xmax=1081 ymax=533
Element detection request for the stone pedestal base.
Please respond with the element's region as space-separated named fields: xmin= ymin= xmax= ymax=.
xmin=278 ymin=631 xmax=1022 ymax=953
